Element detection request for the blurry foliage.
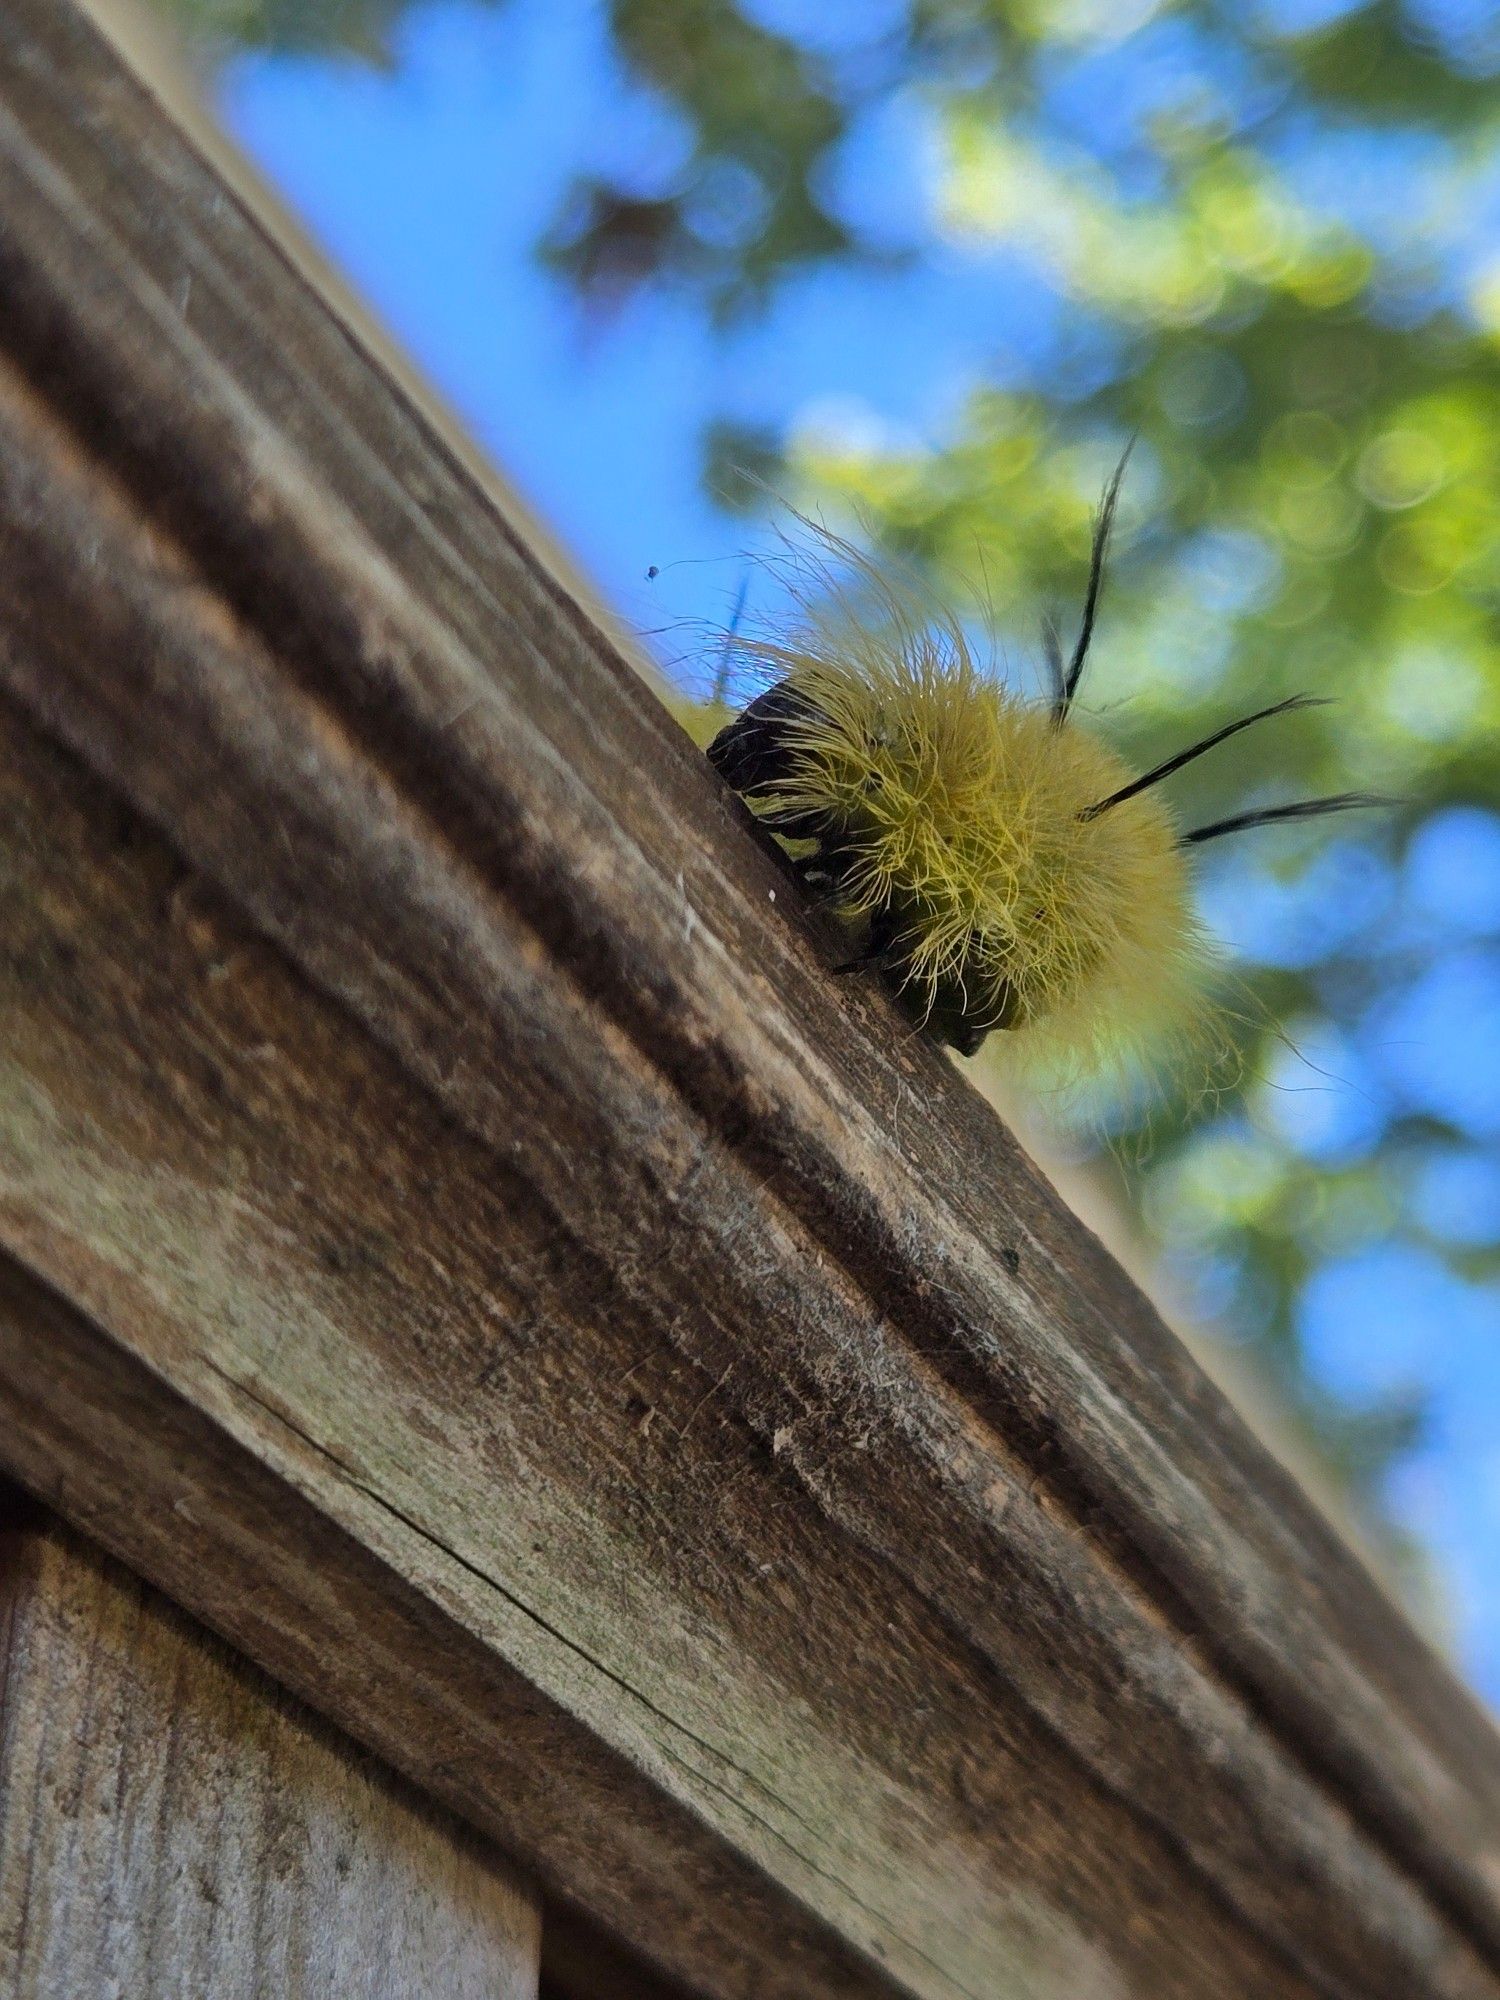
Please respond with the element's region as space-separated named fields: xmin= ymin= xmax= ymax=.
xmin=155 ymin=0 xmax=450 ymax=61
xmin=157 ymin=0 xmax=1500 ymax=1544
xmin=542 ymin=0 xmax=858 ymax=311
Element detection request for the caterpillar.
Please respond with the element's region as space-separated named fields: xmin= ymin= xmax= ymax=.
xmin=706 ymin=453 xmax=1385 ymax=1075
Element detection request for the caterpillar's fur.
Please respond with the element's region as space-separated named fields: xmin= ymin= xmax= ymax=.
xmin=707 ymin=454 xmax=1385 ymax=1069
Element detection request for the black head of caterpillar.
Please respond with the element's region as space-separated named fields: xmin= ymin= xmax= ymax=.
xmin=706 ymin=452 xmax=1388 ymax=1064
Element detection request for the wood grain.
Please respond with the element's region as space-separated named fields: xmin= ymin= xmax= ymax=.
xmin=0 ymin=1489 xmax=540 ymax=2000
xmin=0 ymin=4 xmax=1495 ymax=1998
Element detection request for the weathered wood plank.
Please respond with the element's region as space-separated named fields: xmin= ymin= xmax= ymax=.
xmin=0 ymin=4 xmax=1495 ymax=1998
xmin=0 ymin=693 xmax=1313 ymax=2000
xmin=0 ymin=1487 xmax=540 ymax=2000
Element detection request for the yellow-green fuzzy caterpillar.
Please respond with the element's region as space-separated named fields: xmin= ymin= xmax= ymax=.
xmin=708 ymin=454 xmax=1383 ymax=1074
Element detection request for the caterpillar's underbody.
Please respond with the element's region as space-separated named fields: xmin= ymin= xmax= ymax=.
xmin=707 ymin=455 xmax=1385 ymax=1072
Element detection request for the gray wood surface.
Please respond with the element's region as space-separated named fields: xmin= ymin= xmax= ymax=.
xmin=0 ymin=3 xmax=1496 ymax=1997
xmin=0 ymin=1489 xmax=539 ymax=2000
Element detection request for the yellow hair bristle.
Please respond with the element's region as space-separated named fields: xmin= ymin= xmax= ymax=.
xmin=705 ymin=457 xmax=1385 ymax=1088
xmin=788 ymin=640 xmax=1200 ymax=1024
xmin=735 ymin=626 xmax=1205 ymax=1079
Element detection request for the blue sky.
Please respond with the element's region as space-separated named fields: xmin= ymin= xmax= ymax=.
xmin=222 ymin=0 xmax=1089 ymax=639
xmin=210 ymin=0 xmax=1500 ymax=1700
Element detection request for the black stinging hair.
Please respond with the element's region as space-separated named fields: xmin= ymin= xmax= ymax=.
xmin=1054 ymin=438 xmax=1135 ymax=724
xmin=1040 ymin=610 xmax=1066 ymax=711
xmin=1080 ymin=694 xmax=1329 ymax=821
xmin=1183 ymin=792 xmax=1393 ymax=846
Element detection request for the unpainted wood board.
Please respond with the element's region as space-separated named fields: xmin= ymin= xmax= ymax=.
xmin=0 ymin=702 xmax=1325 ymax=2000
xmin=0 ymin=1491 xmax=540 ymax=2000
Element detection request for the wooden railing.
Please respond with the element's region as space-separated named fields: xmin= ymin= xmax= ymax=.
xmin=1 ymin=5 xmax=1497 ymax=1996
